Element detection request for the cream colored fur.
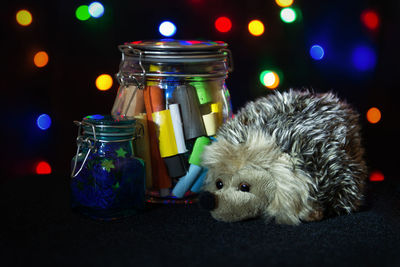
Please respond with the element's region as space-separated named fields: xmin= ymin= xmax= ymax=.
xmin=202 ymin=130 xmax=316 ymax=225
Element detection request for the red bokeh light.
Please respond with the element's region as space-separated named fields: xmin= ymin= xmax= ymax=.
xmin=187 ymin=40 xmax=202 ymax=44
xmin=36 ymin=161 xmax=52 ymax=175
xmin=215 ymin=16 xmax=232 ymax=33
xmin=361 ymin=10 xmax=380 ymax=30
xmin=369 ymin=171 xmax=384 ymax=182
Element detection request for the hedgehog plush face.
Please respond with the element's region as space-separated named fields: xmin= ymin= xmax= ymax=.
xmin=200 ymin=130 xmax=314 ymax=225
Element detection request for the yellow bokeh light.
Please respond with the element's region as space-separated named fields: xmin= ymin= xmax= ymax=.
xmin=248 ymin=20 xmax=265 ymax=36
xmin=366 ymin=107 xmax=381 ymax=124
xmin=275 ymin=0 xmax=294 ymax=8
xmin=16 ymin=9 xmax=33 ymax=26
xmin=96 ymin=74 xmax=113 ymax=91
xmin=34 ymin=51 xmax=49 ymax=68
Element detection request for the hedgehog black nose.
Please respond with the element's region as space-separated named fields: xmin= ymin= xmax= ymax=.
xmin=199 ymin=191 xmax=217 ymax=211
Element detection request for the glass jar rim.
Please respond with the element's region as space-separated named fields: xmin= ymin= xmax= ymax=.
xmin=125 ymin=39 xmax=228 ymax=51
xmin=116 ymin=39 xmax=233 ymax=88
xmin=119 ymin=39 xmax=231 ymax=64
xmin=78 ymin=114 xmax=137 ymax=139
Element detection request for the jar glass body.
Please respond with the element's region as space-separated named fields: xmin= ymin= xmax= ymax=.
xmin=111 ymin=58 xmax=233 ymax=120
xmin=71 ymin=133 xmax=145 ymax=220
xmin=111 ymin=40 xmax=233 ymax=203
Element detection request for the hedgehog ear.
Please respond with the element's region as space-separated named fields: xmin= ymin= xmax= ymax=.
xmin=262 ymin=152 xmax=314 ymax=225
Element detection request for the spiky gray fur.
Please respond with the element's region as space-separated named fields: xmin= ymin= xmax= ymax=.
xmin=201 ymin=89 xmax=367 ymax=225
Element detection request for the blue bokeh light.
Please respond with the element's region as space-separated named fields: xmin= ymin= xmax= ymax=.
xmin=352 ymin=45 xmax=377 ymax=71
xmin=159 ymin=21 xmax=177 ymax=37
xmin=86 ymin=114 xmax=104 ymax=120
xmin=37 ymin=114 xmax=51 ymax=130
xmin=88 ymin=2 xmax=104 ymax=18
xmin=310 ymin=45 xmax=325 ymax=60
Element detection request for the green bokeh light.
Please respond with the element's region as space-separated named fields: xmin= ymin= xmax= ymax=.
xmin=280 ymin=7 xmax=297 ymax=23
xmin=259 ymin=70 xmax=272 ymax=86
xmin=76 ymin=5 xmax=90 ymax=21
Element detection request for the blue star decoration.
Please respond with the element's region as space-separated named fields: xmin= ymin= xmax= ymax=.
xmin=115 ymin=147 xmax=127 ymax=158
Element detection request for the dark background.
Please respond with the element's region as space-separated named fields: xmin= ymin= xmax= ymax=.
xmin=2 ymin=0 xmax=399 ymax=180
xmin=2 ymin=1 xmax=400 ymax=266
xmin=2 ymin=0 xmax=399 ymax=182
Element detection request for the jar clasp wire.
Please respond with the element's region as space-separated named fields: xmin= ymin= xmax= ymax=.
xmin=116 ymin=47 xmax=146 ymax=89
xmin=71 ymin=121 xmax=98 ymax=178
xmin=220 ymin=48 xmax=234 ymax=73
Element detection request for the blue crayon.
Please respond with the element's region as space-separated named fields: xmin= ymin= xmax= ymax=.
xmin=164 ymin=84 xmax=176 ymax=107
xmin=190 ymin=168 xmax=208 ymax=193
xmin=163 ymin=78 xmax=179 ymax=107
xmin=172 ymin=164 xmax=203 ymax=198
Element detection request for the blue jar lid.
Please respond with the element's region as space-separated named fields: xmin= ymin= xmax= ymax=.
xmin=81 ymin=114 xmax=137 ymax=139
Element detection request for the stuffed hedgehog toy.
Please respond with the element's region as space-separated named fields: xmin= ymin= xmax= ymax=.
xmin=199 ymin=89 xmax=367 ymax=225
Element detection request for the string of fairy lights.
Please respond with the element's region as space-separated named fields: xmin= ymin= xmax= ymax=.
xmin=14 ymin=0 xmax=384 ymax=181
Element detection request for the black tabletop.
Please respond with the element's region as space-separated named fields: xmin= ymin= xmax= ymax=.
xmin=1 ymin=174 xmax=400 ymax=266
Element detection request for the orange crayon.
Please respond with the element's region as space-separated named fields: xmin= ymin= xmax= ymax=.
xmin=144 ymin=85 xmax=171 ymax=190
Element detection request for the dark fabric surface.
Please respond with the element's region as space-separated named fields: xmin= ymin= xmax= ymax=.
xmin=1 ymin=174 xmax=400 ymax=267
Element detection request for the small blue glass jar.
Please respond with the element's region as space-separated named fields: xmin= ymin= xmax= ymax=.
xmin=70 ymin=114 xmax=145 ymax=220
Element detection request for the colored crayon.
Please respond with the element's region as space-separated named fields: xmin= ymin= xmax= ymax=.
xmin=144 ymin=85 xmax=171 ymax=190
xmin=133 ymin=113 xmax=153 ymax=189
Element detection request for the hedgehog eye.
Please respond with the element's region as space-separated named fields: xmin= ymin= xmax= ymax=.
xmin=216 ymin=179 xmax=224 ymax=190
xmin=239 ymin=182 xmax=250 ymax=192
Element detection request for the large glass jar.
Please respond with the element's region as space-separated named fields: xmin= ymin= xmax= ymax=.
xmin=70 ymin=114 xmax=145 ymax=220
xmin=111 ymin=39 xmax=233 ymax=203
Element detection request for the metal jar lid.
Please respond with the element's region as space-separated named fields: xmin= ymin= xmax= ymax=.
xmin=119 ymin=39 xmax=231 ymax=62
xmin=79 ymin=114 xmax=137 ymax=138
xmin=116 ymin=39 xmax=233 ymax=88
xmin=126 ymin=39 xmax=228 ymax=50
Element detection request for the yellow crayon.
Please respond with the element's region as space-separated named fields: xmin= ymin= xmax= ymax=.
xmin=152 ymin=110 xmax=178 ymax=158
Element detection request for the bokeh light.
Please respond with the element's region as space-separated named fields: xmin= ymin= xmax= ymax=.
xmin=260 ymin=70 xmax=280 ymax=89
xmin=310 ymin=45 xmax=324 ymax=60
xmin=275 ymin=0 xmax=294 ymax=7
xmin=86 ymin=114 xmax=105 ymax=120
xmin=16 ymin=9 xmax=33 ymax=26
xmin=88 ymin=2 xmax=104 ymax=18
xmin=37 ymin=114 xmax=52 ymax=130
xmin=366 ymin=107 xmax=381 ymax=124
xmin=159 ymin=21 xmax=177 ymax=37
xmin=352 ymin=45 xmax=377 ymax=71
xmin=76 ymin=5 xmax=90 ymax=21
xmin=96 ymin=74 xmax=113 ymax=91
xmin=361 ymin=9 xmax=380 ymax=30
xmin=280 ymin=8 xmax=296 ymax=23
xmin=248 ymin=20 xmax=265 ymax=36
xmin=369 ymin=171 xmax=384 ymax=182
xmin=34 ymin=51 xmax=49 ymax=68
xmin=36 ymin=161 xmax=52 ymax=175
xmin=215 ymin=16 xmax=232 ymax=33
